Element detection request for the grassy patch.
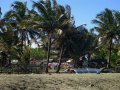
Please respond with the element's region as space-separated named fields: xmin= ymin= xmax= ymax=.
xmin=0 ymin=74 xmax=120 ymax=90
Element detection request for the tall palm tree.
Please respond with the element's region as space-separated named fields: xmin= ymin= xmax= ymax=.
xmin=92 ymin=8 xmax=120 ymax=67
xmin=2 ymin=1 xmax=39 ymax=68
xmin=55 ymin=5 xmax=75 ymax=72
xmin=4 ymin=1 xmax=38 ymax=53
xmin=32 ymin=0 xmax=69 ymax=73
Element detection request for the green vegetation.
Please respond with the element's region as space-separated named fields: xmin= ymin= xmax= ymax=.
xmin=30 ymin=48 xmax=47 ymax=60
xmin=0 ymin=0 xmax=120 ymax=73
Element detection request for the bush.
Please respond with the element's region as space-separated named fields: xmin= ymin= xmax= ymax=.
xmin=30 ymin=48 xmax=47 ymax=60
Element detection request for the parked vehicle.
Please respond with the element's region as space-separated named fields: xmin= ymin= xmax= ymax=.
xmin=73 ymin=67 xmax=114 ymax=74
xmin=73 ymin=68 xmax=104 ymax=74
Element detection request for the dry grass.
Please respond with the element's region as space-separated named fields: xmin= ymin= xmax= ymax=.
xmin=0 ymin=73 xmax=120 ymax=90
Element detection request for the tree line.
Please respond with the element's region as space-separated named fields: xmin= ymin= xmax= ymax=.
xmin=0 ymin=0 xmax=120 ymax=73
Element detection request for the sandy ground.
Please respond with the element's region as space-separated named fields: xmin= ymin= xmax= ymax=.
xmin=0 ymin=73 xmax=120 ymax=90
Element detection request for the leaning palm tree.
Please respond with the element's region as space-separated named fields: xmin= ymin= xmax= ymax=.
xmin=92 ymin=8 xmax=120 ymax=67
xmin=55 ymin=5 xmax=75 ymax=73
xmin=32 ymin=0 xmax=69 ymax=73
xmin=56 ymin=27 xmax=79 ymax=72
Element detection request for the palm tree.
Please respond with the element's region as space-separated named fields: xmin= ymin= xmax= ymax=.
xmin=55 ymin=5 xmax=75 ymax=73
xmin=0 ymin=21 xmax=17 ymax=66
xmin=56 ymin=27 xmax=79 ymax=72
xmin=2 ymin=1 xmax=39 ymax=68
xmin=4 ymin=1 xmax=38 ymax=52
xmin=32 ymin=0 xmax=69 ymax=73
xmin=92 ymin=8 xmax=120 ymax=67
xmin=56 ymin=24 xmax=97 ymax=72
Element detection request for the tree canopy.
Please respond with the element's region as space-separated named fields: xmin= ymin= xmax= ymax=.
xmin=0 ymin=0 xmax=120 ymax=73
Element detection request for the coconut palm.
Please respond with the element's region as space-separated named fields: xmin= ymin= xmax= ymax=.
xmin=1 ymin=1 xmax=40 ymax=68
xmin=32 ymin=0 xmax=69 ymax=73
xmin=56 ymin=24 xmax=98 ymax=72
xmin=55 ymin=5 xmax=75 ymax=72
xmin=92 ymin=8 xmax=120 ymax=67
xmin=56 ymin=27 xmax=79 ymax=72
xmin=4 ymin=1 xmax=38 ymax=52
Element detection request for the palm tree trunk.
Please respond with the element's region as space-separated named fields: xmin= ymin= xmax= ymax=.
xmin=87 ymin=53 xmax=91 ymax=67
xmin=21 ymin=32 xmax=24 ymax=53
xmin=45 ymin=33 xmax=52 ymax=73
xmin=56 ymin=45 xmax=64 ymax=73
xmin=74 ymin=59 xmax=77 ymax=68
xmin=107 ymin=38 xmax=112 ymax=68
xmin=88 ymin=53 xmax=91 ymax=61
xmin=53 ymin=0 xmax=57 ymax=10
xmin=73 ymin=56 xmax=80 ymax=68
xmin=7 ymin=50 xmax=11 ymax=67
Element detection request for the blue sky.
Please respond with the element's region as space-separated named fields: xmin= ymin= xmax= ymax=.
xmin=0 ymin=0 xmax=120 ymax=29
